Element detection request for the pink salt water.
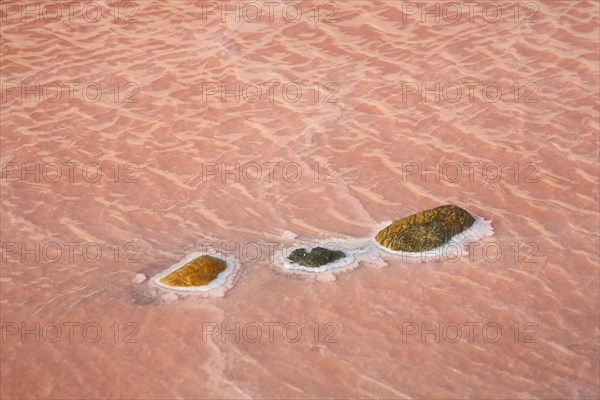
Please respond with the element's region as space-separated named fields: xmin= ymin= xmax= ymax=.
xmin=1 ymin=1 xmax=599 ymax=398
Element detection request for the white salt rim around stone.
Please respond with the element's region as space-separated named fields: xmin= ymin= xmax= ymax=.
xmin=275 ymin=236 xmax=388 ymax=276
xmin=371 ymin=216 xmax=494 ymax=260
xmin=276 ymin=216 xmax=494 ymax=274
xmin=279 ymin=248 xmax=356 ymax=273
xmin=152 ymin=252 xmax=236 ymax=293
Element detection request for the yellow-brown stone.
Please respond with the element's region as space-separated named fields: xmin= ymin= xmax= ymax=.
xmin=375 ymin=205 xmax=475 ymax=252
xmin=160 ymin=255 xmax=227 ymax=287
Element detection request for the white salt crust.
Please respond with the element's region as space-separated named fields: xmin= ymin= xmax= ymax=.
xmin=132 ymin=273 xmax=147 ymax=284
xmin=150 ymin=217 xmax=494 ymax=291
xmin=276 ymin=216 xmax=494 ymax=274
xmin=151 ymin=252 xmax=237 ymax=294
xmin=371 ymin=216 xmax=494 ymax=261
xmin=275 ymin=238 xmax=387 ymax=277
xmin=281 ymin=230 xmax=298 ymax=239
xmin=278 ymin=249 xmax=356 ymax=273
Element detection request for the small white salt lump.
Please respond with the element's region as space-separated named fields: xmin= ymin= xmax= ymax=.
xmin=132 ymin=273 xmax=147 ymax=284
xmin=282 ymin=230 xmax=298 ymax=239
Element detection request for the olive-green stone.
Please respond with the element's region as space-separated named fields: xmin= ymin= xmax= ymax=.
xmin=287 ymin=247 xmax=346 ymax=268
xmin=375 ymin=205 xmax=475 ymax=252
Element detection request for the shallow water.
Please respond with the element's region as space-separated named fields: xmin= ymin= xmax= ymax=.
xmin=1 ymin=1 xmax=599 ymax=398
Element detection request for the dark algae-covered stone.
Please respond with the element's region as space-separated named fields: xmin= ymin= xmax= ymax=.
xmin=160 ymin=255 xmax=227 ymax=287
xmin=288 ymin=247 xmax=346 ymax=268
xmin=375 ymin=205 xmax=475 ymax=252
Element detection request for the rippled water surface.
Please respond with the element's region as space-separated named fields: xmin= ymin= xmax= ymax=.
xmin=1 ymin=1 xmax=599 ymax=398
